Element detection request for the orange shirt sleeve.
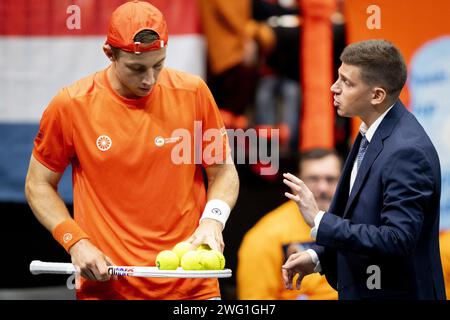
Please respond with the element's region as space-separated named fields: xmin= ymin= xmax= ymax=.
xmin=195 ymin=78 xmax=230 ymax=167
xmin=33 ymin=88 xmax=74 ymax=173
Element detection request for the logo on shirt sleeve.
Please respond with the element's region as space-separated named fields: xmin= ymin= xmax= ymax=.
xmin=96 ymin=135 xmax=112 ymax=151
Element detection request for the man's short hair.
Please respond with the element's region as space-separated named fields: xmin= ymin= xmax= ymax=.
xmin=340 ymin=39 xmax=407 ymax=98
xmin=299 ymin=148 xmax=342 ymax=175
xmin=111 ymin=29 xmax=160 ymax=58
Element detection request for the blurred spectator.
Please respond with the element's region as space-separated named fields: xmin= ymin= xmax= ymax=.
xmin=331 ymin=0 xmax=349 ymax=157
xmin=237 ymin=148 xmax=341 ymax=299
xmin=253 ymin=0 xmax=301 ymax=153
xmin=198 ymin=0 xmax=276 ymax=129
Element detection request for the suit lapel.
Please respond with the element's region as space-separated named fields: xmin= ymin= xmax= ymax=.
xmin=342 ymin=101 xmax=406 ymax=218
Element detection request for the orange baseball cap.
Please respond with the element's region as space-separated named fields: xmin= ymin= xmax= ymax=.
xmin=106 ymin=0 xmax=168 ymax=54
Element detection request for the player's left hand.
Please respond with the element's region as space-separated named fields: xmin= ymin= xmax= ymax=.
xmin=186 ymin=219 xmax=224 ymax=253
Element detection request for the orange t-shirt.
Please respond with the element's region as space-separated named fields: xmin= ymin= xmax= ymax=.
xmin=33 ymin=67 xmax=229 ymax=299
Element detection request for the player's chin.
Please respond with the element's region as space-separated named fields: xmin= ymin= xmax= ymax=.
xmin=336 ymin=106 xmax=348 ymax=117
xmin=317 ymin=199 xmax=331 ymax=212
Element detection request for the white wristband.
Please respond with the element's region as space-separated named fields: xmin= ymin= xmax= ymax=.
xmin=199 ymin=199 xmax=231 ymax=230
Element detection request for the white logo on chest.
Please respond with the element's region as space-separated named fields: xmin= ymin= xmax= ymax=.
xmin=154 ymin=136 xmax=165 ymax=147
xmin=96 ymin=135 xmax=112 ymax=151
xmin=154 ymin=136 xmax=182 ymax=147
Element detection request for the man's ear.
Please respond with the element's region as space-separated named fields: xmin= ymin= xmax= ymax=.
xmin=103 ymin=44 xmax=115 ymax=62
xmin=370 ymin=87 xmax=387 ymax=106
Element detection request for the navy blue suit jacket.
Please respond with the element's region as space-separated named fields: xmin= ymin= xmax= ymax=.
xmin=314 ymin=101 xmax=446 ymax=299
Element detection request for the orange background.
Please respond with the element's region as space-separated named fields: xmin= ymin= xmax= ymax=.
xmin=344 ymin=0 xmax=450 ymax=137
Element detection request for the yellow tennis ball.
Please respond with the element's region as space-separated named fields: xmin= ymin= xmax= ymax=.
xmin=211 ymin=250 xmax=226 ymax=270
xmin=197 ymin=244 xmax=211 ymax=251
xmin=200 ymin=250 xmax=221 ymax=270
xmin=155 ymin=250 xmax=179 ymax=270
xmin=180 ymin=250 xmax=203 ymax=270
xmin=172 ymin=241 xmax=195 ymax=261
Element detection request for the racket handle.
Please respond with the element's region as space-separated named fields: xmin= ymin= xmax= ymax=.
xmin=30 ymin=260 xmax=76 ymax=275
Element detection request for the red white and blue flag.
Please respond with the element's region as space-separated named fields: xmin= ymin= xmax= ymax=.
xmin=0 ymin=0 xmax=205 ymax=201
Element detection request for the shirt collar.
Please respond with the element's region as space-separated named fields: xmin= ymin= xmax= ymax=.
xmin=359 ymin=103 xmax=395 ymax=142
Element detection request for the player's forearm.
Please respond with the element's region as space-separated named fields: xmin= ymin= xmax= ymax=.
xmin=25 ymin=180 xmax=72 ymax=232
xmin=206 ymin=163 xmax=239 ymax=209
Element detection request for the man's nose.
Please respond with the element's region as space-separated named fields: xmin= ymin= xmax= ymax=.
xmin=331 ymin=80 xmax=340 ymax=94
xmin=317 ymin=179 xmax=330 ymax=194
xmin=142 ymin=69 xmax=155 ymax=86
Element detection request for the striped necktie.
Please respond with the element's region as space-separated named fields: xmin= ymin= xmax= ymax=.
xmin=356 ymin=135 xmax=369 ymax=170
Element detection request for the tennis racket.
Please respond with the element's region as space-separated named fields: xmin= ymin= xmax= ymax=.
xmin=29 ymin=260 xmax=232 ymax=278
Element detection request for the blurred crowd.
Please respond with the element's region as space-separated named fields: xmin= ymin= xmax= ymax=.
xmin=198 ymin=0 xmax=347 ymax=177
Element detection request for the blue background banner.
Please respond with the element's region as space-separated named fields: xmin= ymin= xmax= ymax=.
xmin=0 ymin=124 xmax=73 ymax=202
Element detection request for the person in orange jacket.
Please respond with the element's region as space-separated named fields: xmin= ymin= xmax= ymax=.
xmin=238 ymin=149 xmax=341 ymax=299
xmin=198 ymin=0 xmax=276 ymax=129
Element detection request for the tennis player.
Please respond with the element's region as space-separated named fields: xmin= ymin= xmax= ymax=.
xmin=25 ymin=0 xmax=239 ymax=300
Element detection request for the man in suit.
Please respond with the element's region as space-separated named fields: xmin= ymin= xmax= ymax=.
xmin=281 ymin=39 xmax=446 ymax=299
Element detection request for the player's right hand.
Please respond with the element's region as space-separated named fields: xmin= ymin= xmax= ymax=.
xmin=69 ymin=239 xmax=116 ymax=281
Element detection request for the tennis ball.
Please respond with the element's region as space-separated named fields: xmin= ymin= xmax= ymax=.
xmin=212 ymin=250 xmax=226 ymax=270
xmin=172 ymin=241 xmax=195 ymax=261
xmin=155 ymin=250 xmax=179 ymax=270
xmin=197 ymin=244 xmax=211 ymax=251
xmin=200 ymin=250 xmax=221 ymax=270
xmin=180 ymin=250 xmax=203 ymax=270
